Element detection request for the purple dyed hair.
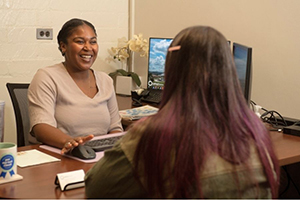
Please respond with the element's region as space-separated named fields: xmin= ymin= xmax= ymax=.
xmin=131 ymin=26 xmax=279 ymax=198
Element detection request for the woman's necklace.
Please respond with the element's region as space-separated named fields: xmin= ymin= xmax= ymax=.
xmin=88 ymin=70 xmax=91 ymax=97
xmin=88 ymin=70 xmax=98 ymax=98
xmin=63 ymin=62 xmax=94 ymax=97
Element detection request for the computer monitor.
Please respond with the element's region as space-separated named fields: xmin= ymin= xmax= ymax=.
xmin=232 ymin=42 xmax=252 ymax=104
xmin=146 ymin=37 xmax=173 ymax=91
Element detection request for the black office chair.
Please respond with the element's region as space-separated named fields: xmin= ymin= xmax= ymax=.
xmin=6 ymin=83 xmax=38 ymax=147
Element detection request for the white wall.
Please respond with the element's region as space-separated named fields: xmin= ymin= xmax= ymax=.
xmin=132 ymin=0 xmax=300 ymax=120
xmin=0 ymin=0 xmax=129 ymax=143
xmin=4 ymin=0 xmax=300 ymax=143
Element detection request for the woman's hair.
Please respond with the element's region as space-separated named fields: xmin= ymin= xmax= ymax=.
xmin=57 ymin=18 xmax=97 ymax=56
xmin=132 ymin=26 xmax=279 ymax=198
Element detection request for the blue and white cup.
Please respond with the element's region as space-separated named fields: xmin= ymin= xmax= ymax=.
xmin=0 ymin=143 xmax=17 ymax=180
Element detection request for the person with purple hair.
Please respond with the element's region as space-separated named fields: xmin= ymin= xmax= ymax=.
xmin=85 ymin=26 xmax=279 ymax=198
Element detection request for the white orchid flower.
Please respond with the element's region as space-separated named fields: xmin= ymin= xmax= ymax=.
xmin=108 ymin=33 xmax=149 ymax=64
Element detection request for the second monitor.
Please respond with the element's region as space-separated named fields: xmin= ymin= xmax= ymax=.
xmin=142 ymin=39 xmax=253 ymax=105
xmin=142 ymin=37 xmax=173 ymax=104
xmin=233 ymin=42 xmax=253 ymax=104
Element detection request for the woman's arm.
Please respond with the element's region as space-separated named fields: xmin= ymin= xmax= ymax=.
xmin=28 ymin=66 xmax=94 ymax=153
xmin=33 ymin=123 xmax=94 ymax=154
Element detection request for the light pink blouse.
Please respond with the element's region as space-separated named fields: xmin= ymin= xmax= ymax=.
xmin=28 ymin=63 xmax=123 ymax=138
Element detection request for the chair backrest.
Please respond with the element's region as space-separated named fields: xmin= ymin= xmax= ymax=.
xmin=6 ymin=83 xmax=31 ymax=147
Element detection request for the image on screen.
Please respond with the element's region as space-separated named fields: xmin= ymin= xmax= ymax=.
xmin=147 ymin=38 xmax=173 ymax=90
xmin=233 ymin=43 xmax=252 ymax=103
xmin=234 ymin=46 xmax=247 ymax=93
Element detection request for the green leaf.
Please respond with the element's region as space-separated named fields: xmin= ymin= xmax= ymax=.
xmin=116 ymin=69 xmax=129 ymax=76
xmin=109 ymin=71 xmax=118 ymax=78
xmin=129 ymin=72 xmax=141 ymax=87
xmin=109 ymin=69 xmax=141 ymax=87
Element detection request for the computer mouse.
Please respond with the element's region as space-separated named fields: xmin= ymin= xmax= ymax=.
xmin=70 ymin=145 xmax=96 ymax=160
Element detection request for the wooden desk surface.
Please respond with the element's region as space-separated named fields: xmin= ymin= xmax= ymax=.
xmin=0 ymin=145 xmax=94 ymax=199
xmin=116 ymin=95 xmax=159 ymax=127
xmin=4 ymin=132 xmax=298 ymax=199
xmin=0 ymin=95 xmax=299 ymax=198
xmin=117 ymin=95 xmax=300 ymax=166
xmin=270 ymin=130 xmax=300 ymax=166
xmin=0 ymin=95 xmax=143 ymax=199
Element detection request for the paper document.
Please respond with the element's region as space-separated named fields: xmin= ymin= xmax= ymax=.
xmin=119 ymin=105 xmax=158 ymax=120
xmin=17 ymin=149 xmax=60 ymax=167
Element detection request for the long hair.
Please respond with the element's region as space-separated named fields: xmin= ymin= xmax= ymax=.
xmin=132 ymin=26 xmax=279 ymax=198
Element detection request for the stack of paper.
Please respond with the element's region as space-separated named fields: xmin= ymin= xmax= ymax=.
xmin=17 ymin=149 xmax=60 ymax=167
xmin=119 ymin=105 xmax=159 ymax=120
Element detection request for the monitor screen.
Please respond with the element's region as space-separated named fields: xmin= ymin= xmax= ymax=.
xmin=233 ymin=42 xmax=252 ymax=104
xmin=147 ymin=37 xmax=173 ymax=90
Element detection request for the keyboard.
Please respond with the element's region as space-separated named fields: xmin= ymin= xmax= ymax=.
xmin=84 ymin=135 xmax=123 ymax=152
xmin=141 ymin=90 xmax=162 ymax=104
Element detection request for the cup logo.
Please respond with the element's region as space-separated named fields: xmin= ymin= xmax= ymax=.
xmin=0 ymin=154 xmax=15 ymax=178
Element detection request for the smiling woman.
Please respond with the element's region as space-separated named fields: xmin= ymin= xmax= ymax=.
xmin=27 ymin=18 xmax=123 ymax=155
xmin=59 ymin=20 xmax=98 ymax=76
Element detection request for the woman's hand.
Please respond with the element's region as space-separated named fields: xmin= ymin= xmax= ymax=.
xmin=61 ymin=134 xmax=94 ymax=154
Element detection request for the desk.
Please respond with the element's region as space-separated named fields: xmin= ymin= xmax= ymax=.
xmin=116 ymin=95 xmax=300 ymax=166
xmin=0 ymin=132 xmax=297 ymax=199
xmin=116 ymin=95 xmax=159 ymax=128
xmin=0 ymin=95 xmax=142 ymax=199
xmin=0 ymin=145 xmax=94 ymax=199
xmin=270 ymin=131 xmax=300 ymax=166
xmin=0 ymin=96 xmax=299 ymax=199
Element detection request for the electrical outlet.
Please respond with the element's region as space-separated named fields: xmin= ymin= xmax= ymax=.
xmin=36 ymin=28 xmax=53 ymax=40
